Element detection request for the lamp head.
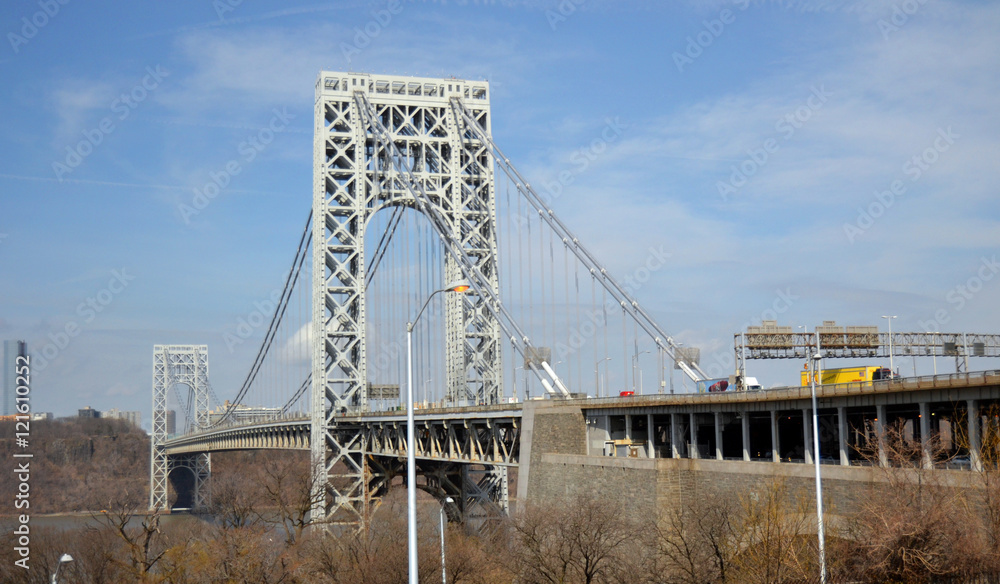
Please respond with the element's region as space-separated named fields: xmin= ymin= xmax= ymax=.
xmin=812 ymin=353 xmax=822 ymax=361
xmin=444 ymin=279 xmax=471 ymax=293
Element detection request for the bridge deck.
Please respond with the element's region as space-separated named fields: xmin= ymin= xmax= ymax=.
xmin=164 ymin=371 xmax=999 ymax=468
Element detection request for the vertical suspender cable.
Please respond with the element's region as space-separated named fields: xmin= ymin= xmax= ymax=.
xmin=519 ymin=188 xmax=527 ymax=396
xmin=527 ymin=204 xmax=533 ymax=357
xmin=565 ymin=244 xmax=574 ymax=392
xmin=602 ymin=285 xmax=609 ymax=396
xmin=622 ymin=305 xmax=628 ymax=392
xmin=633 ymin=320 xmax=639 ymax=393
xmin=539 ymin=212 xmax=547 ymax=351
xmin=550 ymin=230 xmax=557 ymax=378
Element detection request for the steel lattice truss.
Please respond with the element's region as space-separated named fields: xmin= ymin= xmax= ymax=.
xmin=363 ymin=413 xmax=520 ymax=465
xmin=311 ymin=72 xmax=503 ymax=527
xmin=150 ymin=345 xmax=212 ymax=511
xmin=736 ymin=332 xmax=1000 ymax=359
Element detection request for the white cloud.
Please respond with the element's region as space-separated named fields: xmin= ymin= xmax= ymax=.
xmin=49 ymin=80 xmax=116 ymax=147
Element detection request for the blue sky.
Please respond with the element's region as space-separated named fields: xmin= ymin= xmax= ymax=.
xmin=2 ymin=0 xmax=999 ymax=422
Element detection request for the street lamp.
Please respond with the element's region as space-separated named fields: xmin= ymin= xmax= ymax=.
xmin=440 ymin=495 xmax=454 ymax=584
xmin=810 ymin=350 xmax=826 ymax=584
xmin=51 ymin=553 xmax=73 ymax=584
xmin=407 ymin=280 xmax=471 ymax=584
xmin=632 ymin=350 xmax=650 ymax=393
xmin=594 ymin=357 xmax=611 ymax=398
xmin=881 ymin=315 xmax=897 ymax=375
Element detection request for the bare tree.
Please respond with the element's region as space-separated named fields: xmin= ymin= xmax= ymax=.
xmin=950 ymin=402 xmax=1000 ymax=579
xmin=509 ymin=493 xmax=637 ymax=584
xmin=442 ymin=524 xmax=516 ymax=584
xmin=979 ymin=404 xmax=1000 ymax=576
xmin=842 ymin=420 xmax=978 ymax=583
xmin=258 ymin=452 xmax=324 ymax=545
xmin=653 ymin=492 xmax=737 ymax=584
xmin=293 ymin=494 xmax=417 ymax=584
xmin=91 ymin=486 xmax=175 ymax=581
xmin=209 ymin=459 xmax=265 ymax=530
xmin=729 ymin=477 xmax=813 ymax=584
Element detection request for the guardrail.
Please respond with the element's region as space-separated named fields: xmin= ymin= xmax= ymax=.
xmin=577 ymin=369 xmax=1000 ymax=408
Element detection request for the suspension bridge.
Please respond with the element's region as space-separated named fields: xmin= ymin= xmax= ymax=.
xmin=150 ymin=71 xmax=1000 ymax=530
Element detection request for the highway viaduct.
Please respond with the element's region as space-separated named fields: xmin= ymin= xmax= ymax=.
xmin=518 ymin=369 xmax=1000 ymax=521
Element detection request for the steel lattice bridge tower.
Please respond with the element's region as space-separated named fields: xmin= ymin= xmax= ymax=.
xmin=312 ymin=72 xmax=506 ymax=525
xmin=150 ymin=345 xmax=212 ymax=511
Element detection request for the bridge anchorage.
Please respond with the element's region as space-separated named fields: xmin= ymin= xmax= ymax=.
xmin=155 ymin=71 xmax=714 ymax=531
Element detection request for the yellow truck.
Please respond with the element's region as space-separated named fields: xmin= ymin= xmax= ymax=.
xmin=800 ymin=365 xmax=893 ymax=386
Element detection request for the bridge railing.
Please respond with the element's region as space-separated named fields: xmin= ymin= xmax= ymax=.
xmin=575 ymin=369 xmax=1000 ymax=407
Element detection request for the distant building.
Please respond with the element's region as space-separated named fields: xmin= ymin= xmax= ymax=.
xmin=31 ymin=412 xmax=53 ymax=421
xmin=209 ymin=401 xmax=282 ymax=425
xmin=2 ymin=340 xmax=28 ymax=416
xmin=166 ymin=409 xmax=176 ymax=435
xmin=103 ymin=408 xmax=142 ymax=429
xmin=78 ymin=406 xmax=100 ymax=419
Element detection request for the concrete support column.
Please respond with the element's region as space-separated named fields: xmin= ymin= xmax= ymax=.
xmin=771 ymin=410 xmax=780 ymax=463
xmin=742 ymin=411 xmax=751 ymax=461
xmin=803 ymin=409 xmax=813 ymax=465
xmin=715 ymin=413 xmax=723 ymax=460
xmin=837 ymin=406 xmax=849 ymax=467
xmin=968 ymin=399 xmax=982 ymax=472
xmin=690 ymin=413 xmax=699 ymax=459
xmin=670 ymin=413 xmax=681 ymax=459
xmin=876 ymin=404 xmax=887 ymax=467
xmin=603 ymin=415 xmax=611 ymax=457
xmin=919 ymin=402 xmax=932 ymax=469
xmin=648 ymin=414 xmax=655 ymax=458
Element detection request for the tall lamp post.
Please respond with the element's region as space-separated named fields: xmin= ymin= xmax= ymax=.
xmin=594 ymin=357 xmax=610 ymax=398
xmin=810 ymin=343 xmax=826 ymax=584
xmin=407 ymin=280 xmax=471 ymax=584
xmin=881 ymin=315 xmax=897 ymax=375
xmin=440 ymin=495 xmax=455 ymax=584
xmin=632 ymin=350 xmax=649 ymax=393
xmin=51 ymin=553 xmax=73 ymax=584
